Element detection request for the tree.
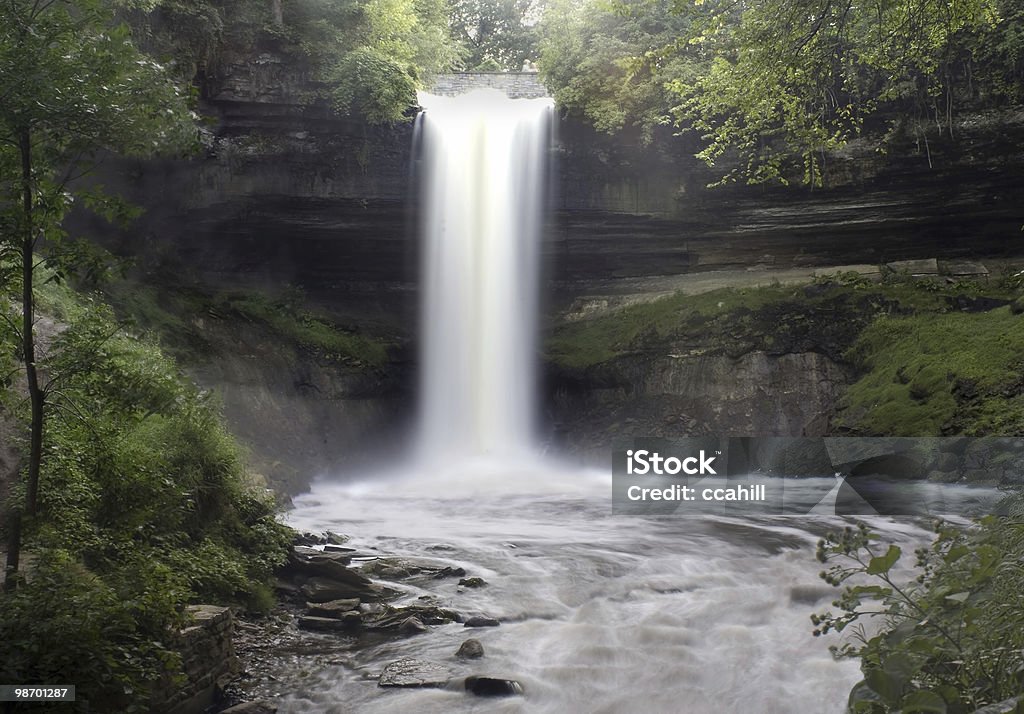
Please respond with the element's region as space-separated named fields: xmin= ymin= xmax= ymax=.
xmin=539 ymin=0 xmax=702 ymax=141
xmin=668 ymin=0 xmax=1005 ymax=186
xmin=0 ymin=0 xmax=195 ymax=588
xmin=538 ymin=0 xmax=1022 ymax=185
xmin=450 ymin=0 xmax=543 ymax=70
xmin=280 ymin=0 xmax=460 ymax=121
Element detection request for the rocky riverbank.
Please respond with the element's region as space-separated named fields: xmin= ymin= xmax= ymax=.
xmin=220 ymin=532 xmax=526 ymax=711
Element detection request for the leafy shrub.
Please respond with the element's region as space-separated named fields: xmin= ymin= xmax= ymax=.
xmin=328 ymin=47 xmax=419 ymax=123
xmin=0 ymin=551 xmax=185 ymax=713
xmin=813 ymin=511 xmax=1024 ymax=713
xmin=0 ymin=286 xmax=293 ymax=709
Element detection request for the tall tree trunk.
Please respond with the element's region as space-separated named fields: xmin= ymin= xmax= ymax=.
xmin=4 ymin=127 xmax=43 ymax=589
xmin=271 ymin=0 xmax=283 ymax=27
xmin=20 ymin=129 xmax=43 ymax=516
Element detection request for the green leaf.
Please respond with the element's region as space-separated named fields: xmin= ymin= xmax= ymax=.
xmin=865 ymin=667 xmax=903 ymax=705
xmin=851 ymin=584 xmax=893 ymax=599
xmin=849 ymin=679 xmax=884 ymax=709
xmin=867 ymin=545 xmax=902 ymax=575
xmin=900 ymin=689 xmax=947 ymax=713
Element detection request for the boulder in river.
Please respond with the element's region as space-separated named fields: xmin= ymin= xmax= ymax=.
xmin=297 ymin=616 xmax=353 ymax=632
xmin=360 ymin=556 xmax=468 ymax=582
xmin=300 ymin=576 xmax=397 ymax=603
xmin=288 ymin=550 xmax=358 ymax=579
xmin=325 ymin=531 xmax=349 ymax=545
xmin=464 ymin=616 xmax=500 ymax=628
xmin=293 ymin=532 xmax=324 ymax=547
xmin=363 ymin=604 xmax=461 ymax=633
xmin=464 ymin=676 xmax=523 ymax=697
xmin=399 ymin=616 xmax=429 ymax=634
xmin=458 ymin=577 xmax=487 ymax=588
xmin=300 ymin=577 xmax=362 ymax=603
xmin=378 ymin=658 xmax=451 ymax=688
xmin=456 ymin=639 xmax=484 ymax=659
xmin=305 ymin=598 xmax=361 ymax=617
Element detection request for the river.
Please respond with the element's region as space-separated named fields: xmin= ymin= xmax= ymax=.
xmin=275 ymin=468 xmax=963 ymax=713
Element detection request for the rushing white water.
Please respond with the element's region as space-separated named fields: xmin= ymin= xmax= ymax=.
xmin=282 ymin=483 xmax=944 ymax=714
xmin=415 ymin=89 xmax=553 ymax=464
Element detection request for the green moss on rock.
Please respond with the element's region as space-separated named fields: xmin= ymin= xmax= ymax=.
xmin=838 ymin=308 xmax=1024 ymax=435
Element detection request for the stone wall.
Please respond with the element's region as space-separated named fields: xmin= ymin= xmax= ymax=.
xmin=151 ymin=605 xmax=238 ymax=714
xmin=428 ymin=72 xmax=549 ymax=99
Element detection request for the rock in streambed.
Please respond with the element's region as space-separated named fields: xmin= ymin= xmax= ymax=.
xmin=378 ymin=658 xmax=451 ymax=688
xmin=463 ymin=616 xmax=500 ymax=628
xmin=455 ymin=638 xmax=484 ymax=659
xmin=464 ymin=676 xmax=524 ymax=697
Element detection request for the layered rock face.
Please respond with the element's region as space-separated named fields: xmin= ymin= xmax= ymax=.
xmin=102 ymin=61 xmax=1024 ymax=310
xmin=548 ymin=352 xmax=849 ymax=460
xmin=82 ymin=57 xmax=1024 ymax=480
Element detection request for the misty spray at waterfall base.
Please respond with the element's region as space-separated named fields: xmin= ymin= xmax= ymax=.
xmin=283 ymin=90 xmax=922 ymax=712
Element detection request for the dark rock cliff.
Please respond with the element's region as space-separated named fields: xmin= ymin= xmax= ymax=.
xmin=75 ymin=55 xmax=1024 ymax=486
xmin=95 ymin=58 xmax=1024 ymax=310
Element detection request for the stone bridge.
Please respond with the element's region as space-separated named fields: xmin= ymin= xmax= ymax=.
xmin=428 ymin=72 xmax=549 ymax=99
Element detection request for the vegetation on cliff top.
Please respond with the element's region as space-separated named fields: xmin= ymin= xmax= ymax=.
xmin=547 ymin=271 xmax=1024 ymax=437
xmin=539 ymin=0 xmax=1024 ymax=185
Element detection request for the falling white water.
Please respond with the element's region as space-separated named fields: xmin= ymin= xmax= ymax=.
xmin=415 ymin=89 xmax=553 ymax=465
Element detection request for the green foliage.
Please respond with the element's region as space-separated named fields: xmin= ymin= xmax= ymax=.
xmin=0 ymin=0 xmax=197 ymax=162
xmin=122 ymin=0 xmax=226 ymax=81
xmin=538 ymin=0 xmax=1024 ymax=184
xmin=328 ymin=47 xmax=420 ymax=122
xmin=0 ymin=551 xmax=185 ymax=713
xmin=450 ymin=0 xmax=541 ymax=70
xmin=539 ymin=0 xmax=699 ymax=140
xmin=473 ymin=56 xmax=504 ymax=71
xmin=669 ymin=0 xmax=1011 ymax=185
xmin=290 ymin=0 xmax=461 ymax=121
xmin=839 ymin=307 xmax=1024 ymax=435
xmin=813 ymin=512 xmax=1024 ymax=712
xmin=225 ymin=290 xmax=390 ymax=367
xmin=0 ymin=286 xmax=293 ymax=709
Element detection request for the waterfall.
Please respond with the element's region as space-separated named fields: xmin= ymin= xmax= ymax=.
xmin=415 ymin=88 xmax=554 ymax=465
